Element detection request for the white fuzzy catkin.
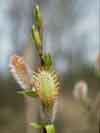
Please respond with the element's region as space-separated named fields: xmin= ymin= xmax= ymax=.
xmin=9 ymin=55 xmax=32 ymax=90
xmin=73 ymin=80 xmax=88 ymax=100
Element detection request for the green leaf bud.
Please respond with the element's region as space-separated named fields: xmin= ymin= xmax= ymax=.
xmin=33 ymin=4 xmax=43 ymax=29
xmin=32 ymin=25 xmax=41 ymax=48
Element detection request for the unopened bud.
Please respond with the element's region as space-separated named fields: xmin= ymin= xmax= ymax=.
xmin=32 ymin=25 xmax=41 ymax=47
xmin=42 ymin=53 xmax=52 ymax=69
xmin=33 ymin=4 xmax=43 ymax=29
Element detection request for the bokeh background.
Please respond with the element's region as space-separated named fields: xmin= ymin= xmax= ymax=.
xmin=0 ymin=0 xmax=99 ymax=133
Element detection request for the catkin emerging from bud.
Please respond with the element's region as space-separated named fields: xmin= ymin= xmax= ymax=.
xmin=32 ymin=68 xmax=60 ymax=107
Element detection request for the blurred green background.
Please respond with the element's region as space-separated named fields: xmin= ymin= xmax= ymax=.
xmin=0 ymin=0 xmax=99 ymax=133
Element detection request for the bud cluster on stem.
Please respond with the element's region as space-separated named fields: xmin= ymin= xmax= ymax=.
xmin=9 ymin=3 xmax=59 ymax=133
